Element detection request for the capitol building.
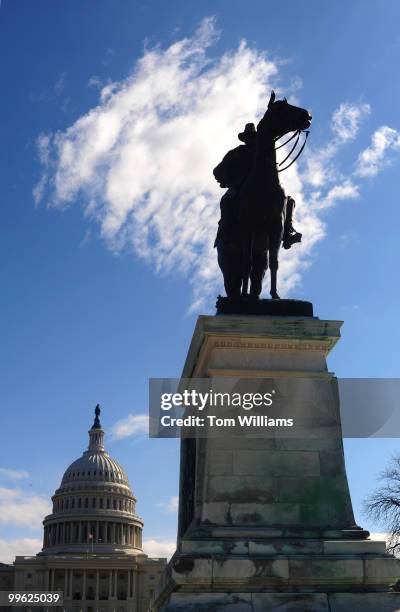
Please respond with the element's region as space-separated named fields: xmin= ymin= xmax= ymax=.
xmin=0 ymin=406 xmax=166 ymax=611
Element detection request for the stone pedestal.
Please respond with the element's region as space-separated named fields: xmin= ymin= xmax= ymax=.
xmin=154 ymin=313 xmax=400 ymax=611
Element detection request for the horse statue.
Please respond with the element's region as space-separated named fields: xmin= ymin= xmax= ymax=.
xmin=216 ymin=91 xmax=312 ymax=300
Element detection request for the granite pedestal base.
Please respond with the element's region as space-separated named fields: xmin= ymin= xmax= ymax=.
xmin=153 ymin=314 xmax=400 ymax=611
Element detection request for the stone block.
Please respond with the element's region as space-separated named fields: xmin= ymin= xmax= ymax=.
xmin=206 ymin=347 xmax=327 ymax=372
xmin=161 ymin=592 xmax=253 ymax=611
xmin=181 ymin=539 xmax=249 ymax=555
xmin=328 ymin=592 xmax=400 ymax=611
xmin=299 ymin=501 xmax=354 ymax=528
xmin=319 ymin=449 xmax=346 ymax=476
xmin=201 ymin=502 xmax=231 ymax=524
xmin=230 ymin=502 xmax=300 ymax=525
xmin=211 ymin=526 xmax=284 ymax=538
xmin=170 ymin=557 xmax=212 ymax=585
xmin=232 ymin=450 xmax=275 ymax=476
xmin=207 ymin=475 xmax=278 ymax=503
xmin=364 ymin=556 xmax=400 ymax=585
xmin=323 ymin=539 xmax=387 ymax=554
xmin=208 ymin=450 xmax=233 ymax=475
xmin=233 ymin=450 xmax=320 ymax=477
xmin=289 ymin=557 xmax=364 ymax=585
xmin=212 ymin=557 xmax=289 ymax=583
xmin=252 ymin=593 xmax=330 ymax=611
xmin=278 ymin=476 xmax=348 ymax=505
xmin=248 ymin=538 xmax=323 ymax=555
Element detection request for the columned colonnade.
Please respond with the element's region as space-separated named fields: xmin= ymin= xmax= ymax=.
xmin=45 ymin=568 xmax=136 ymax=601
xmin=43 ymin=521 xmax=142 ymax=548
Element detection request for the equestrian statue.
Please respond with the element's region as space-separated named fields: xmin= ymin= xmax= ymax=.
xmin=214 ymin=91 xmax=312 ymax=300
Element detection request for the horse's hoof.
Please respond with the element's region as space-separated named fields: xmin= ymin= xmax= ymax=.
xmin=270 ymin=292 xmax=280 ymax=300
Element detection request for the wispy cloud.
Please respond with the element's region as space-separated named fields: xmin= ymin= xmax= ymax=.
xmin=143 ymin=538 xmax=176 ymax=559
xmin=0 ymin=538 xmax=42 ymax=564
xmin=0 ymin=486 xmax=51 ymax=528
xmin=318 ymin=180 xmax=360 ymax=210
xmin=355 ymin=126 xmax=400 ymax=177
xmin=303 ymin=102 xmax=371 ymax=189
xmin=0 ymin=468 xmax=29 ymax=481
xmin=33 ymin=18 xmax=400 ymax=309
xmin=110 ymin=414 xmax=149 ymax=440
xmin=157 ymin=495 xmax=179 ymax=513
xmin=332 ymin=102 xmax=371 ymax=142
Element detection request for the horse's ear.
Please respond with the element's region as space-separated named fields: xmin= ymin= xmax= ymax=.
xmin=283 ymin=97 xmax=288 ymax=103
xmin=268 ymin=91 xmax=276 ymax=108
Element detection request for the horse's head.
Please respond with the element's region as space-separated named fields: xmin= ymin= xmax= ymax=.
xmin=258 ymin=91 xmax=312 ymax=140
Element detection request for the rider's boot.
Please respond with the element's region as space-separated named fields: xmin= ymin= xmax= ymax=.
xmin=282 ymin=224 xmax=302 ymax=250
xmin=283 ymin=197 xmax=302 ymax=249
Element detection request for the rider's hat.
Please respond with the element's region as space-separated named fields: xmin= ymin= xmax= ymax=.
xmin=238 ymin=123 xmax=256 ymax=143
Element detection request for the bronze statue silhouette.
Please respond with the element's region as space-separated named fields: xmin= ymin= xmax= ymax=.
xmin=214 ymin=91 xmax=311 ymax=300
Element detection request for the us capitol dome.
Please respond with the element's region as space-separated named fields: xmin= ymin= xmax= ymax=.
xmin=3 ymin=406 xmax=166 ymax=612
xmin=42 ymin=405 xmax=143 ymax=555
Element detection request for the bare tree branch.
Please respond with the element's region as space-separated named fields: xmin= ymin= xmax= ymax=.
xmin=363 ymin=453 xmax=400 ymax=557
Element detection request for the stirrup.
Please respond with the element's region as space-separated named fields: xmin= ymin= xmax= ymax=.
xmin=283 ymin=231 xmax=302 ymax=250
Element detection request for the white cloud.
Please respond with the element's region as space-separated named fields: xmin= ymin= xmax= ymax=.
xmin=317 ymin=180 xmax=360 ymax=210
xmin=0 ymin=538 xmax=42 ymax=564
xmin=143 ymin=538 xmax=176 ymax=559
xmin=304 ymin=102 xmax=370 ymax=190
xmin=0 ymin=468 xmax=29 ymax=480
xmin=33 ymin=175 xmax=47 ymax=205
xmin=332 ymin=102 xmax=370 ymax=142
xmin=36 ymin=133 xmax=51 ymax=166
xmin=304 ymin=102 xmax=370 ymax=189
xmin=33 ymin=19 xmax=400 ymax=308
xmin=0 ymin=487 xmax=51 ymax=529
xmin=110 ymin=414 xmax=149 ymax=440
xmin=157 ymin=495 xmax=179 ymax=513
xmin=355 ymin=126 xmax=400 ymax=177
xmin=369 ymin=532 xmax=390 ymax=541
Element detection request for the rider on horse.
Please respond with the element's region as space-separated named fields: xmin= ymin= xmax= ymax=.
xmin=213 ymin=122 xmax=302 ymax=253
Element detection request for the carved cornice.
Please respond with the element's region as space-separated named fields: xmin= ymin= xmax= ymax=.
xmin=182 ymin=316 xmax=342 ymax=379
xmin=207 ymin=336 xmax=331 ymax=352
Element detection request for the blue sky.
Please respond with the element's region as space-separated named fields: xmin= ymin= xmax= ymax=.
xmin=1 ymin=0 xmax=400 ymax=561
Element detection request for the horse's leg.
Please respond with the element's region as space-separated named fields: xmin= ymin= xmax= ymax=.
xmin=249 ymin=230 xmax=268 ymax=298
xmin=269 ymin=234 xmax=281 ymax=299
xmin=270 ymin=266 xmax=279 ymax=299
xmin=217 ymin=240 xmax=242 ymax=298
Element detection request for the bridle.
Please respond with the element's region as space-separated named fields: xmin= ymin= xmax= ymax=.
xmin=274 ymin=129 xmax=310 ymax=172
